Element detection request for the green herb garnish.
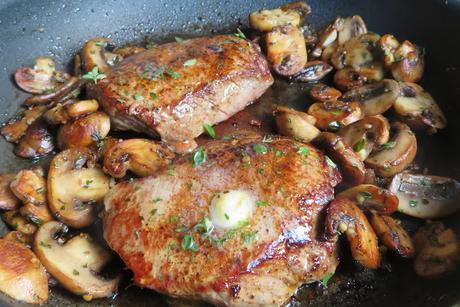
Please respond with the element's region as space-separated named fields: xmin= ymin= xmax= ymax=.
xmin=81 ymin=66 xmax=106 ymax=84
xmin=253 ymin=144 xmax=268 ymax=154
xmin=149 ymin=92 xmax=158 ymax=100
xmin=297 ymin=146 xmax=310 ymax=156
xmin=35 ymin=187 xmax=44 ymax=194
xmin=134 ymin=92 xmax=143 ymax=101
xmin=181 ymin=234 xmax=199 ymax=252
xmin=380 ymin=141 xmax=396 ymax=150
xmin=40 ymin=241 xmax=52 ymax=248
xmin=328 ymin=121 xmax=341 ymax=131
xmin=256 ymin=200 xmax=270 ymax=207
xmin=175 ymin=36 xmax=185 ymax=43
xmin=72 ymin=269 xmax=79 ymax=276
xmin=234 ymin=28 xmax=246 ymax=39
xmin=353 ymin=139 xmax=365 ymax=152
xmin=167 ymin=70 xmax=180 ymax=79
xmin=321 ymin=272 xmax=334 ymax=288
xmin=183 ymin=58 xmax=197 ymax=67
xmin=241 ymin=230 xmax=258 ymax=244
xmin=203 ymin=123 xmax=216 ymax=139
xmin=409 ymin=199 xmax=418 ymax=207
xmin=83 ymin=180 xmax=93 ymax=188
xmin=192 ymin=148 xmax=207 ymax=167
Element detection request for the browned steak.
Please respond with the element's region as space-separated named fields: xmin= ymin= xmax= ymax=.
xmin=103 ymin=133 xmax=340 ymax=306
xmin=88 ymin=36 xmax=273 ymax=150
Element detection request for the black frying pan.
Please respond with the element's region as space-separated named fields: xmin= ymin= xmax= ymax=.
xmin=1 ymin=0 xmax=460 ymax=306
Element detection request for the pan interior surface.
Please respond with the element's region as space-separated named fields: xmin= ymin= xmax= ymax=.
xmin=0 ymin=0 xmax=460 ymax=306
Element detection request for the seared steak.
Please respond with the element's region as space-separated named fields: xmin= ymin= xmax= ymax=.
xmin=103 ymin=133 xmax=340 ymax=306
xmin=88 ymin=36 xmax=273 ymax=150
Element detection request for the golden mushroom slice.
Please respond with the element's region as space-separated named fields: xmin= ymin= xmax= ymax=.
xmin=307 ymin=100 xmax=363 ymax=131
xmin=0 ymin=105 xmax=47 ymax=143
xmin=365 ymin=122 xmax=417 ymax=177
xmin=14 ymin=56 xmax=69 ymax=94
xmin=0 ymin=238 xmax=48 ymax=304
xmin=333 ymin=63 xmax=385 ymax=91
xmin=14 ymin=120 xmax=55 ymax=159
xmin=332 ymin=32 xmax=380 ymax=69
xmin=394 ymin=82 xmax=447 ymax=132
xmin=389 ymin=173 xmax=460 ymax=219
xmin=57 ymin=111 xmax=110 ymax=149
xmin=309 ymin=83 xmax=342 ymax=102
xmin=2 ymin=210 xmax=37 ymax=235
xmin=370 ymin=213 xmax=415 ymax=258
xmin=249 ymin=7 xmax=301 ymax=32
xmin=337 ymin=15 xmax=367 ymax=45
xmin=81 ymin=37 xmax=114 ymax=73
xmin=10 ymin=168 xmax=47 ymax=205
xmin=338 ymin=115 xmax=390 ymax=160
xmin=0 ymin=173 xmax=21 ymax=210
xmin=273 ymin=105 xmax=320 ymax=142
xmin=341 ymin=79 xmax=400 ymax=116
xmin=311 ymin=17 xmax=341 ymax=58
xmin=290 ymin=60 xmax=333 ymax=82
xmin=19 ymin=203 xmax=53 ymax=226
xmin=313 ymin=132 xmax=366 ymax=185
xmin=379 ymin=34 xmax=400 ymax=68
xmin=391 ymin=40 xmax=424 ymax=83
xmin=33 ymin=221 xmax=121 ymax=301
xmin=325 ymin=197 xmax=380 ymax=269
xmin=3 ymin=230 xmax=33 ymax=246
xmin=337 ymin=184 xmax=398 ymax=215
xmin=413 ymin=222 xmax=460 ymax=278
xmin=48 ymin=147 xmax=112 ymax=228
xmin=265 ymin=24 xmax=307 ymax=76
xmin=103 ymin=138 xmax=176 ymax=178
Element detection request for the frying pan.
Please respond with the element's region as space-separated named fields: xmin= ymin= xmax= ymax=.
xmin=1 ymin=0 xmax=460 ymax=306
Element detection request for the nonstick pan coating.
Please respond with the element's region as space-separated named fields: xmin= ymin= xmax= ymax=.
xmin=1 ymin=0 xmax=460 ymax=306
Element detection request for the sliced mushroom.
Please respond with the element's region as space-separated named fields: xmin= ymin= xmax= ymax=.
xmin=48 ymin=148 xmax=112 ymax=228
xmin=43 ymin=101 xmax=73 ymax=125
xmin=57 ymin=111 xmax=110 ymax=149
xmin=280 ymin=1 xmax=311 ymax=22
xmin=265 ymin=24 xmax=307 ymax=76
xmin=325 ymin=197 xmax=380 ymax=269
xmin=290 ymin=60 xmax=333 ymax=82
xmin=103 ymin=139 xmax=176 ymax=178
xmin=113 ymin=45 xmax=146 ymax=58
xmin=341 ymin=79 xmax=400 ymax=116
xmin=379 ymin=34 xmax=400 ymax=68
xmin=81 ymin=37 xmax=112 ymax=73
xmin=311 ymin=17 xmax=340 ymax=58
xmin=394 ymin=82 xmax=446 ymax=132
xmin=273 ymin=105 xmax=320 ymax=142
xmin=331 ymin=32 xmax=380 ymax=69
xmin=3 ymin=230 xmax=33 ymax=246
xmin=389 ymin=173 xmax=460 ymax=219
xmin=2 ymin=210 xmax=37 ymax=235
xmin=309 ymin=84 xmax=342 ymax=102
xmin=10 ymin=168 xmax=46 ymax=206
xmin=320 ymin=40 xmax=338 ymax=62
xmin=313 ymin=132 xmax=366 ymax=185
xmin=333 ymin=63 xmax=384 ymax=92
xmin=365 ymin=122 xmax=417 ymax=177
xmin=23 ymin=76 xmax=84 ymax=107
xmin=0 ymin=238 xmax=48 ymax=304
xmin=370 ymin=213 xmax=415 ymax=258
xmin=0 ymin=173 xmax=21 ymax=210
xmin=1 ymin=105 xmax=47 ymax=143
xmin=337 ymin=184 xmax=398 ymax=214
xmin=307 ymin=100 xmax=363 ymax=131
xmin=249 ymin=8 xmax=300 ymax=32
xmin=337 ymin=15 xmax=367 ymax=45
xmin=33 ymin=221 xmax=120 ymax=300
xmin=338 ymin=115 xmax=390 ymax=160
xmin=44 ymin=99 xmax=99 ymax=125
xmin=15 ymin=57 xmax=69 ymax=94
xmin=14 ymin=119 xmax=55 ymax=158
xmin=413 ymin=222 xmax=460 ymax=278
xmin=391 ymin=40 xmax=424 ymax=83
xmin=19 ymin=203 xmax=53 ymax=226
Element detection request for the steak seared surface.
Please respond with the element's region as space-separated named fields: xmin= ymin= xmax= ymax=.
xmin=88 ymin=36 xmax=273 ymax=148
xmin=103 ymin=133 xmax=340 ymax=306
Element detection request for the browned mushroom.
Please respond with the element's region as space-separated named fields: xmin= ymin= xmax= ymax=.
xmin=307 ymin=100 xmax=363 ymax=131
xmin=337 ymin=184 xmax=398 ymax=214
xmin=273 ymin=105 xmax=320 ymax=142
xmin=44 ymin=99 xmax=99 ymax=125
xmin=331 ymin=32 xmax=380 ymax=69
xmin=311 ymin=17 xmax=341 ymax=58
xmin=81 ymin=37 xmax=113 ymax=73
xmin=391 ymin=40 xmax=424 ymax=83
xmin=1 ymin=210 xmax=37 ymax=235
xmin=290 ymin=60 xmax=333 ymax=82
xmin=337 ymin=15 xmax=367 ymax=45
xmin=309 ymin=84 xmax=342 ymax=102
xmin=249 ymin=8 xmax=301 ymax=32
xmin=14 ymin=120 xmax=55 ymax=158
xmin=333 ymin=63 xmax=385 ymax=91
xmin=0 ymin=173 xmax=21 ymax=210
xmin=23 ymin=76 xmax=84 ymax=107
xmin=1 ymin=105 xmax=47 ymax=143
xmin=10 ymin=168 xmax=47 ymax=206
xmin=3 ymin=230 xmax=33 ymax=246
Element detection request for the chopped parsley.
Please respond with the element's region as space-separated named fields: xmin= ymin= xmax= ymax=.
xmin=134 ymin=92 xmax=143 ymax=101
xmin=181 ymin=234 xmax=199 ymax=252
xmin=297 ymin=146 xmax=310 ymax=156
xmin=82 ymin=180 xmax=93 ymax=189
xmin=166 ymin=70 xmax=180 ymax=79
xmin=81 ymin=66 xmax=106 ymax=84
xmin=358 ymin=191 xmax=372 ymax=201
xmin=222 ymin=135 xmax=235 ymax=141
xmin=321 ymin=272 xmax=334 ymax=288
xmin=183 ymin=58 xmax=197 ymax=67
xmin=380 ymin=141 xmax=396 ymax=150
xmin=194 ymin=217 xmax=214 ymax=235
xmin=353 ymin=139 xmax=365 ymax=152
xmin=146 ymin=41 xmax=157 ymax=49
xmin=253 ymin=144 xmax=268 ymax=154
xmin=167 ymin=214 xmax=180 ymax=224
xmin=203 ymin=123 xmax=216 ymax=139
xmin=192 ymin=148 xmax=207 ymax=167
xmin=175 ymin=36 xmax=185 ymax=43
xmin=35 ymin=187 xmax=44 ymax=194
xmin=409 ymin=199 xmax=418 ymax=207
xmin=234 ymin=28 xmax=246 ymax=39
xmin=241 ymin=230 xmax=258 ymax=244
xmin=328 ymin=121 xmax=341 ymax=131
xmin=149 ymin=92 xmax=158 ymax=100
xmin=224 ymin=213 xmax=230 ymax=220
xmin=151 ymin=197 xmax=162 ymax=203
xmin=256 ymin=200 xmax=270 ymax=207
xmin=39 ymin=241 xmax=52 ymax=248
xmin=72 ymin=269 xmax=79 ymax=276
xmin=150 ymin=209 xmax=158 ymax=216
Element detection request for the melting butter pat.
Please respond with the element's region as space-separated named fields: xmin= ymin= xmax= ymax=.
xmin=210 ymin=190 xmax=254 ymax=229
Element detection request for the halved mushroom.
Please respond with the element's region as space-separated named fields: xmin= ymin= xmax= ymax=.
xmin=10 ymin=168 xmax=46 ymax=206
xmin=389 ymin=173 xmax=460 ymax=219
xmin=249 ymin=8 xmax=301 ymax=32
xmin=0 ymin=238 xmax=48 ymax=304
xmin=15 ymin=56 xmax=69 ymax=94
xmin=307 ymin=100 xmax=363 ymax=131
xmin=33 ymin=221 xmax=120 ymax=300
xmin=113 ymin=45 xmax=146 ymax=58
xmin=1 ymin=105 xmax=47 ymax=143
xmin=23 ymin=76 xmax=84 ymax=107
xmin=413 ymin=222 xmax=460 ymax=278
xmin=1 ymin=210 xmax=37 ymax=235
xmin=325 ymin=197 xmax=380 ymax=269
xmin=320 ymin=40 xmax=338 ymax=62
xmin=391 ymin=40 xmax=424 ymax=83
xmin=265 ymin=25 xmax=307 ymax=76
xmin=48 ymin=148 xmax=112 ymax=228
xmin=313 ymin=132 xmax=366 ymax=185
xmin=309 ymin=84 xmax=342 ymax=102
xmin=379 ymin=34 xmax=400 ymax=68
xmin=338 ymin=115 xmax=390 ymax=160
xmin=290 ymin=60 xmax=333 ymax=82
xmin=19 ymin=203 xmax=53 ymax=226
xmin=3 ymin=230 xmax=33 ymax=246
xmin=0 ymin=173 xmax=20 ymax=210
xmin=44 ymin=99 xmax=100 ymax=125
xmin=103 ymin=138 xmax=175 ymax=178
xmin=341 ymin=79 xmax=400 ymax=116
xmin=14 ymin=120 xmax=55 ymax=158
xmin=311 ymin=17 xmax=340 ymax=58
xmin=337 ymin=15 xmax=367 ymax=45
xmin=57 ymin=111 xmax=110 ymax=149
xmin=365 ymin=122 xmax=417 ymax=177
xmin=332 ymin=32 xmax=380 ymax=69
xmin=273 ymin=105 xmax=320 ymax=142
xmin=394 ymin=82 xmax=446 ymax=132
xmin=81 ymin=37 xmax=112 ymax=73
xmin=370 ymin=213 xmax=415 ymax=258
xmin=43 ymin=101 xmax=73 ymax=125
xmin=337 ymin=184 xmax=398 ymax=214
